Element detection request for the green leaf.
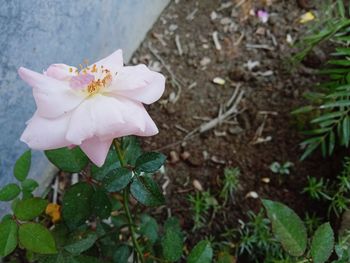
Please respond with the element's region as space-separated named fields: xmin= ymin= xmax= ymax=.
xmin=311 ymin=112 xmax=344 ymax=124
xmin=139 ymin=214 xmax=158 ymax=244
xmin=321 ymin=100 xmax=350 ymax=109
xmin=73 ymin=255 xmax=102 ymax=263
xmin=64 ymin=231 xmax=97 ymax=254
xmin=21 ymin=179 xmax=39 ymax=193
xmin=122 ymin=136 xmax=143 ymax=166
xmin=0 ymin=183 xmax=21 ymax=201
xmin=91 ymin=149 xmax=120 ymax=181
xmin=262 ymin=199 xmax=307 ymax=256
xmin=14 ymin=150 xmax=31 ymax=182
xmin=0 ymin=219 xmax=18 ymax=257
xmin=342 ymin=116 xmax=350 ymax=147
xmin=135 ymin=152 xmax=166 ymax=173
xmin=19 ymin=223 xmax=57 ymax=254
xmin=91 ymin=189 xmax=112 ymax=219
xmin=301 ymin=140 xmax=321 ymax=161
xmin=45 ymin=147 xmax=89 ymax=173
xmin=328 ymin=59 xmax=350 ymax=66
xmin=291 ymin=105 xmax=314 ymax=115
xmin=187 ymin=240 xmax=213 ymax=263
xmin=311 ymin=223 xmax=334 ymax=263
xmin=329 ymin=130 xmax=336 ymax=156
xmin=14 ymin=197 xmax=48 ymax=221
xmin=113 ymin=244 xmax=131 ymax=263
xmin=162 ymin=217 xmax=183 ymax=262
xmin=37 ymin=253 xmax=96 ymax=263
xmin=62 ymin=182 xmax=94 ymax=229
xmin=103 ymin=167 xmax=133 ymax=192
xmin=130 ymin=176 xmax=165 ymax=206
xmin=217 ymin=251 xmax=235 ymax=263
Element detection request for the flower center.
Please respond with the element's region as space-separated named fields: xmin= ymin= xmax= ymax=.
xmin=87 ymin=70 xmax=112 ymax=95
xmin=69 ymin=64 xmax=112 ymax=96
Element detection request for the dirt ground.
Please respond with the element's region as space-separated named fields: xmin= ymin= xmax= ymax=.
xmin=131 ymin=0 xmax=341 ymax=249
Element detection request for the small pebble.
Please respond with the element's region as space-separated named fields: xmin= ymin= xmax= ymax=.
xmin=261 ymin=177 xmax=270 ymax=183
xmin=220 ymin=17 xmax=232 ymax=25
xmin=181 ymin=151 xmax=191 ymax=161
xmin=200 ymin=57 xmax=211 ymax=67
xmin=193 ymin=179 xmax=204 ymax=191
xmin=169 ymin=24 xmax=178 ymax=31
xmin=245 ymin=191 xmax=259 ymax=199
xmin=213 ymin=77 xmax=226 ymax=86
xmin=210 ymin=11 xmax=218 ymax=20
xmin=169 ymin=151 xmax=179 ymax=164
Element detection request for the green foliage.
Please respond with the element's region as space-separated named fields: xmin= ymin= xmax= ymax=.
xmin=135 ymin=152 xmax=166 ymax=173
xmin=302 ymin=157 xmax=350 ymax=217
xmin=311 ymin=223 xmax=334 ymax=263
xmin=45 ymin=147 xmax=89 ymax=173
xmin=257 ymin=199 xmax=342 ymax=263
xmin=0 ymin=183 xmax=21 ymax=201
xmin=21 ymin=178 xmax=39 ymax=193
xmin=269 ymin=162 xmax=293 ymax=175
xmin=334 ymin=230 xmax=350 ymax=262
xmin=19 ymin=223 xmax=57 ymax=254
xmin=161 ymin=217 xmax=183 ymax=262
xmin=188 ymin=191 xmax=219 ymax=230
xmin=187 ymin=240 xmax=213 ymax=263
xmin=130 ymin=175 xmax=165 ymax=206
xmin=91 ymin=149 xmax=120 ymax=181
xmin=102 ymin=167 xmax=132 ymax=192
xmin=304 ymin=212 xmax=323 ymax=236
xmin=13 ymin=150 xmax=31 ymax=182
xmin=262 ymin=199 xmax=307 ymax=256
xmin=292 ymin=0 xmax=350 ymax=66
xmin=292 ymin=1 xmax=350 ymax=159
xmin=2 ymin=138 xmax=211 ymax=262
xmin=64 ymin=231 xmax=97 ymax=254
xmin=113 ymin=244 xmax=131 ymax=263
xmin=0 ymin=219 xmax=18 ymax=257
xmin=90 ymin=188 xmax=112 ymax=219
xmin=236 ymin=209 xmax=284 ymax=260
xmin=121 ymin=136 xmax=143 ymax=166
xmin=302 ymin=176 xmax=331 ymax=200
xmin=14 ymin=197 xmax=48 ymax=221
xmin=220 ymin=167 xmax=240 ymax=204
xmin=62 ymin=182 xmax=94 ymax=229
xmin=139 ymin=214 xmax=159 ymax=244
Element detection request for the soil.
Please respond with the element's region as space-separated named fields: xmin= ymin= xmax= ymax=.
xmin=130 ymin=0 xmax=341 ymax=252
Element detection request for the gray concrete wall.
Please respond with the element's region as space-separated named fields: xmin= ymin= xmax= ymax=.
xmin=0 ymin=0 xmax=169 ymax=214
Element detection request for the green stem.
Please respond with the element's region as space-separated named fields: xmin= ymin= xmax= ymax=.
xmin=113 ymin=139 xmax=144 ymax=263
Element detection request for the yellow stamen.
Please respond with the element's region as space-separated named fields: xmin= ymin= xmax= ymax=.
xmin=87 ymin=72 xmax=112 ymax=94
xmin=91 ymin=64 xmax=97 ymax=73
xmin=45 ymin=203 xmax=61 ymax=223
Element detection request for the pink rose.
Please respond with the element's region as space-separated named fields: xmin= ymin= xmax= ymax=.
xmin=18 ymin=49 xmax=165 ymax=166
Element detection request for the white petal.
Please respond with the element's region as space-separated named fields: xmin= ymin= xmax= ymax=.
xmin=20 ymin=112 xmax=71 ymax=150
xmin=66 ymin=94 xmax=124 ymax=144
xmin=80 ymin=137 xmax=112 ymax=167
xmin=92 ymin=49 xmax=124 ymax=74
xmin=18 ymin=67 xmax=85 ymax=118
xmin=109 ymin=64 xmax=165 ymax=104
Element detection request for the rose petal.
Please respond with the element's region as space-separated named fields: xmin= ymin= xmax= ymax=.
xmin=44 ymin=64 xmax=77 ymax=81
xmin=92 ymin=49 xmax=124 ymax=74
xmin=20 ymin=112 xmax=71 ymax=150
xmin=109 ymin=64 xmax=165 ymax=104
xmin=18 ymin=67 xmax=85 ymax=118
xmin=103 ymin=97 xmax=158 ymax=139
xmin=65 ymin=94 xmax=125 ymax=144
xmin=80 ymin=137 xmax=112 ymax=167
